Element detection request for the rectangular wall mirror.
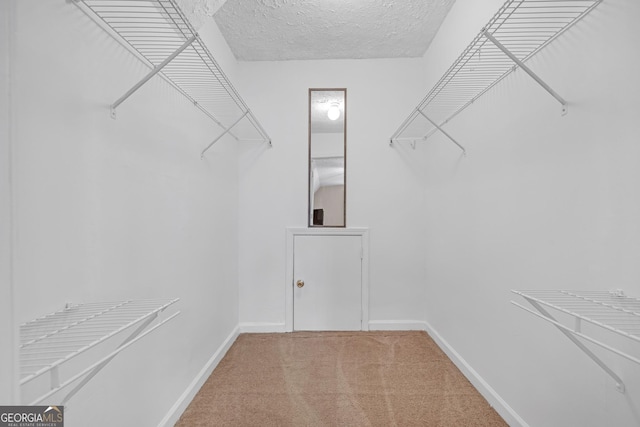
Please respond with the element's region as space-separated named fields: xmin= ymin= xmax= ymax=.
xmin=309 ymin=88 xmax=346 ymax=227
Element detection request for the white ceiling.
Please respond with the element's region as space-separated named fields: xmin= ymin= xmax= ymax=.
xmin=312 ymin=157 xmax=344 ymax=188
xmin=310 ymin=89 xmax=345 ymax=133
xmin=205 ymin=0 xmax=456 ymax=61
xmin=176 ymin=0 xmax=228 ymax=32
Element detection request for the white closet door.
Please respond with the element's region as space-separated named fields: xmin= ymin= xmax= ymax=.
xmin=293 ymin=235 xmax=362 ymax=331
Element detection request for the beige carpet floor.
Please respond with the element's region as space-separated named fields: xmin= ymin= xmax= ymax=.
xmin=176 ymin=331 xmax=508 ymax=426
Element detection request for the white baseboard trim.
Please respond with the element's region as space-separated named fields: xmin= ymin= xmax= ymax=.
xmin=158 ymin=325 xmax=240 ymax=427
xmin=424 ymin=322 xmax=528 ymax=427
xmin=368 ymin=320 xmax=429 ymax=331
xmin=239 ymin=322 xmax=287 ymax=333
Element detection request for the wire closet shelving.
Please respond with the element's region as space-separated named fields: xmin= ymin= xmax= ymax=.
xmin=512 ymin=290 xmax=640 ymax=393
xmin=74 ymin=0 xmax=271 ymax=157
xmin=20 ymin=298 xmax=179 ymax=405
xmin=390 ymin=0 xmax=602 ymax=153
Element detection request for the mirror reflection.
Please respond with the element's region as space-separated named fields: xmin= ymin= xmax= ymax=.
xmin=309 ymin=89 xmax=346 ymax=227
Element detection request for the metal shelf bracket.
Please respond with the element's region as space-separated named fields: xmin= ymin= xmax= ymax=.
xmin=20 ymin=299 xmax=180 ymax=405
xmin=201 ymin=111 xmax=249 ymax=159
xmin=512 ymin=290 xmax=640 ymax=393
xmin=58 ymin=311 xmax=159 ymax=405
xmin=110 ymin=36 xmax=197 ymax=119
xmin=483 ymin=31 xmax=568 ymax=116
xmin=417 ymin=110 xmax=466 ymax=155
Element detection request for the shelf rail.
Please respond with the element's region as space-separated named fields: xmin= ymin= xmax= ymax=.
xmin=74 ymin=0 xmax=271 ymax=156
xmin=390 ymin=0 xmax=602 ymax=150
xmin=20 ymin=298 xmax=180 ymax=405
xmin=511 ymin=290 xmax=640 ymax=393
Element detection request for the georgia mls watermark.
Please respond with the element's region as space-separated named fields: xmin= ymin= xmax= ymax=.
xmin=0 ymin=406 xmax=63 ymax=427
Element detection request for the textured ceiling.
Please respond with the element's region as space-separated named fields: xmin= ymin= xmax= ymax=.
xmin=176 ymin=0 xmax=227 ymax=30
xmin=212 ymin=0 xmax=456 ymax=61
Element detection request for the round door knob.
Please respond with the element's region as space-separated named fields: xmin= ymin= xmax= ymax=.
xmin=296 ymin=280 xmax=304 ymax=288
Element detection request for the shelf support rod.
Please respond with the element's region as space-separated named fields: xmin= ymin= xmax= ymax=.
xmin=482 ymin=30 xmax=568 ymax=115
xmin=110 ymin=35 xmax=197 ymax=119
xmin=416 ymin=110 xmax=466 ymax=155
xmin=201 ymin=111 xmax=249 ymax=159
xmin=514 ymin=299 xmax=628 ymax=393
xmin=59 ymin=312 xmax=159 ymax=405
xmin=30 ymin=312 xmax=180 ymax=406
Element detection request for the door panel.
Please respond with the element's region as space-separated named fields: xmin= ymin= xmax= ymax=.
xmin=293 ymin=235 xmax=362 ymax=331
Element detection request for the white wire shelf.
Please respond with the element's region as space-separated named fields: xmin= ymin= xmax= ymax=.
xmin=74 ymin=0 xmax=271 ymax=157
xmin=512 ymin=289 xmax=640 ymax=393
xmin=20 ymin=298 xmax=179 ymax=405
xmin=390 ymin=0 xmax=602 ymax=152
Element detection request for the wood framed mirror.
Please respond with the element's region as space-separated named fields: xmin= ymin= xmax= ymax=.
xmin=308 ymin=88 xmax=346 ymax=227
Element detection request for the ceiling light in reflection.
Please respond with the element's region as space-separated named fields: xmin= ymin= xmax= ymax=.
xmin=327 ymin=103 xmax=340 ymax=120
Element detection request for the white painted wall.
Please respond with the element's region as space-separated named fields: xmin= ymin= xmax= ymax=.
xmin=10 ymin=1 xmax=241 ymax=425
xmin=0 ymin=0 xmax=18 ymax=405
xmin=419 ymin=0 xmax=640 ymax=426
xmin=236 ymin=58 xmax=430 ymax=329
xmin=311 ymin=132 xmax=344 ymax=158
